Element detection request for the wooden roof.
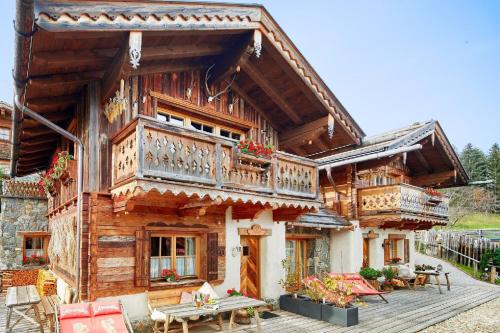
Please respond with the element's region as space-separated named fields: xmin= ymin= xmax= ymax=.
xmin=318 ymin=120 xmax=468 ymax=188
xmin=11 ymin=0 xmax=364 ymax=176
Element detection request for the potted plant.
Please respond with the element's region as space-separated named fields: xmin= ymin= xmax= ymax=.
xmin=359 ymin=267 xmax=382 ymax=290
xmin=279 ymin=258 xmax=304 ymax=312
xmin=23 ymin=254 xmax=46 ymax=266
xmin=298 ymin=276 xmax=325 ymax=320
xmin=161 ymin=269 xmax=180 ymax=282
xmin=390 ymin=257 xmax=402 ymax=265
xmin=226 ymin=288 xmax=254 ymax=325
xmin=321 ymin=275 xmax=358 ymax=327
xmin=36 ymin=151 xmax=74 ymax=196
xmin=236 ymin=139 xmax=274 ymax=159
xmin=381 ymin=267 xmax=397 ymax=291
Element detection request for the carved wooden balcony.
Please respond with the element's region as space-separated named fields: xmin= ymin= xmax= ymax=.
xmin=358 ymin=183 xmax=449 ymax=228
xmin=111 ymin=116 xmax=319 ymax=201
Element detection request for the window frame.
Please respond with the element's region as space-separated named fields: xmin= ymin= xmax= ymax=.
xmin=150 ymin=233 xmax=201 ymax=281
xmin=20 ymin=232 xmax=50 ymax=265
xmin=0 ymin=127 xmax=10 ymax=141
xmin=285 ymin=237 xmax=309 ymax=282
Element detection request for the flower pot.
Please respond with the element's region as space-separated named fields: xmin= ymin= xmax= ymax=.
xmin=296 ymin=299 xmax=322 ymax=320
xmin=279 ymin=294 xmax=302 ymax=313
xmin=366 ymin=279 xmax=380 ymax=291
xmin=234 ymin=309 xmax=251 ymax=325
xmin=382 ymin=284 xmax=394 ymax=292
xmin=321 ymin=304 xmax=358 ymax=327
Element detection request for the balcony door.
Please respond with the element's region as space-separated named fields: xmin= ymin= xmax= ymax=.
xmin=362 ymin=238 xmax=370 ymax=267
xmin=240 ymin=236 xmax=260 ymax=298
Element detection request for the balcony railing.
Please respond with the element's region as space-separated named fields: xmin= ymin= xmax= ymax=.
xmin=111 ymin=116 xmax=318 ymax=199
xmin=358 ymin=183 xmax=449 ymax=219
xmin=1 ymin=179 xmax=46 ymax=199
xmin=47 ymin=159 xmax=78 ymax=212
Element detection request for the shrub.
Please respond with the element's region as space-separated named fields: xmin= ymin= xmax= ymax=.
xmin=322 ymin=275 xmax=356 ymax=308
xmin=382 ymin=267 xmax=397 ymax=281
xmin=359 ymin=267 xmax=382 ymax=280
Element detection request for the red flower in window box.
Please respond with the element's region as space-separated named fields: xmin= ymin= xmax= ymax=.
xmin=161 ymin=269 xmax=180 ymax=282
xmin=237 ymin=140 xmax=274 ymax=158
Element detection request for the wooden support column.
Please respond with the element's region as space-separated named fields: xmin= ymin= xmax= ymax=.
xmin=87 ymin=82 xmax=101 ymax=192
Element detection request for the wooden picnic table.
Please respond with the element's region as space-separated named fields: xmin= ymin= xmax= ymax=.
xmin=5 ymin=285 xmax=44 ymax=333
xmin=156 ymin=295 xmax=267 ymax=333
xmin=413 ymin=271 xmax=450 ymax=294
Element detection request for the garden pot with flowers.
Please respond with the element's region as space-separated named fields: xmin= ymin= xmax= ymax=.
xmin=381 ymin=267 xmax=397 ymax=292
xmin=23 ymin=254 xmax=46 ymax=266
xmin=226 ymin=288 xmax=254 ymax=324
xmin=161 ymin=269 xmax=180 ymax=282
xmin=321 ymin=275 xmax=358 ymax=327
xmin=236 ymin=139 xmax=274 ymax=163
xmin=37 ymin=151 xmax=74 ymax=196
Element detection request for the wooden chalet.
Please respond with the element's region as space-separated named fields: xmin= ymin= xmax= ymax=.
xmin=10 ymin=0 xmax=364 ymax=302
xmin=0 ymin=102 xmax=12 ymax=174
xmin=317 ymin=120 xmax=468 ymax=269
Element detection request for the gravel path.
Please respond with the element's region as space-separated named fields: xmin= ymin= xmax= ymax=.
xmin=418 ymin=297 xmax=500 ymax=333
xmin=415 ymin=253 xmax=496 ymax=287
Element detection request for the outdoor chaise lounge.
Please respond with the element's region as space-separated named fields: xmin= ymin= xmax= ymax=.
xmin=55 ymin=300 xmax=134 ymax=333
xmin=328 ymin=273 xmax=389 ymax=303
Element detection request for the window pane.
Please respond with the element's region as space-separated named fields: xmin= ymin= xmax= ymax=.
xmin=150 ymin=237 xmax=160 ymax=257
xmin=161 ymin=237 xmax=172 ymax=257
xmin=176 ymin=237 xmax=196 ymax=276
xmin=157 ymin=113 xmax=168 ymax=122
xmin=190 ymin=122 xmax=202 ymax=131
xmin=285 ymin=240 xmax=297 ymax=274
xmin=0 ymin=128 xmax=9 ymax=140
xmin=25 ymin=237 xmax=34 ymax=250
xmin=170 ymin=116 xmax=184 ymax=126
xmin=220 ymin=129 xmax=230 ymax=138
xmin=232 ymin=133 xmax=241 ymax=141
xmin=202 ymin=125 xmax=213 ymax=133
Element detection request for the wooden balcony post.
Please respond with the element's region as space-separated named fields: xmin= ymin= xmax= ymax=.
xmin=271 ymin=155 xmax=278 ymax=195
xmin=215 ymin=143 xmax=222 ymax=189
xmin=136 ymin=122 xmax=144 ymax=178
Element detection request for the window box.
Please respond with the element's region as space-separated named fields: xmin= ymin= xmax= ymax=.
xmin=150 ymin=278 xmax=206 ymax=290
xmin=321 ymin=304 xmax=358 ymax=327
xmin=279 ymin=295 xmax=322 ymax=320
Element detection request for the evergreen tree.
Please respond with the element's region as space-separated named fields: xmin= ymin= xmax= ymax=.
xmin=460 ymin=143 xmax=489 ymax=182
xmin=488 ymin=143 xmax=500 ymax=198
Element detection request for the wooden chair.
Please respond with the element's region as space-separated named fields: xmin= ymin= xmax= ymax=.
xmin=37 ymin=294 xmax=60 ymax=333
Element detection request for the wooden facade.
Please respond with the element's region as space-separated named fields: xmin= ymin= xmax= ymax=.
xmin=0 ymin=102 xmax=12 ymax=174
xmin=9 ymin=1 xmax=368 ymax=302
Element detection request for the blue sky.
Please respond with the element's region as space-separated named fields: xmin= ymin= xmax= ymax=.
xmin=1 ymin=1 xmax=498 ymax=152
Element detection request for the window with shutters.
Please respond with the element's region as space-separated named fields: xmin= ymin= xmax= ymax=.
xmin=149 ymin=234 xmax=200 ymax=281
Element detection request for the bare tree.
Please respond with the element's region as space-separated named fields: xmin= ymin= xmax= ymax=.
xmin=443 ymin=186 xmax=496 ymax=226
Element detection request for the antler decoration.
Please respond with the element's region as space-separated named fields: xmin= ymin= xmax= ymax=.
xmin=204 ymin=64 xmax=239 ymax=103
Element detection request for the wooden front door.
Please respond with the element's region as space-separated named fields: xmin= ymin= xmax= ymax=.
xmin=240 ymin=236 xmax=260 ymax=299
xmin=362 ymin=238 xmax=370 ymax=267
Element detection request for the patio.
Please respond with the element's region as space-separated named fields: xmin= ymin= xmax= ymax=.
xmin=0 ymin=284 xmax=498 ymax=333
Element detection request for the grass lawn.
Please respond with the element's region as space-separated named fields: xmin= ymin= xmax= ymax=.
xmin=446 ymin=213 xmax=500 ymax=230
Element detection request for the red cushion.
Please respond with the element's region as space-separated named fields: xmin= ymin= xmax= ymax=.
xmin=59 ymin=303 xmax=91 ymax=320
xmin=93 ymin=313 xmax=129 ymax=333
xmin=59 ymin=317 xmax=92 ymax=333
xmin=91 ymin=301 xmax=122 ymax=316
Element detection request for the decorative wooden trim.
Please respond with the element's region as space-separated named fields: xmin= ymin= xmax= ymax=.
xmin=363 ymin=230 xmax=379 ymax=239
xmin=388 ymin=234 xmax=406 ymax=240
xmin=150 ymin=91 xmax=257 ymax=130
xmin=286 ymin=233 xmax=320 ymax=240
xmin=238 ymin=224 xmax=272 ymax=236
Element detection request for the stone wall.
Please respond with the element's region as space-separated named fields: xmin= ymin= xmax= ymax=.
xmin=0 ymin=195 xmax=48 ymax=269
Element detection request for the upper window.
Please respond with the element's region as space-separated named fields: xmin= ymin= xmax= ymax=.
xmin=150 ymin=235 xmax=198 ymax=280
xmin=190 ymin=121 xmax=214 ymax=134
xmin=220 ymin=129 xmax=241 ymax=141
xmin=0 ymin=128 xmax=9 ymax=141
xmin=157 ymin=112 xmax=185 ymax=126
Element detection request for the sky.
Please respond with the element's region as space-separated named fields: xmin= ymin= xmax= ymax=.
xmin=0 ymin=0 xmax=499 ymax=152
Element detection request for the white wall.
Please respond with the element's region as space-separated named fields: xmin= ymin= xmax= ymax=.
xmin=214 ymin=207 xmax=286 ymax=300
xmin=329 ymin=221 xmax=363 ymax=273
xmin=362 ymin=227 xmax=415 ymax=269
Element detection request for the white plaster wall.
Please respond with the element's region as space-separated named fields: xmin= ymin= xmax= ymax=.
xmin=329 ymin=221 xmax=363 ymax=273
xmin=214 ymin=207 xmax=286 ymax=300
xmin=361 ymin=227 xmax=416 ymax=269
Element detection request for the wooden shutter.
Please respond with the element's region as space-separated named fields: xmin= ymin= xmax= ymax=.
xmin=207 ymin=233 xmax=219 ymax=281
xmin=383 ymin=239 xmax=390 ymax=264
xmin=135 ymin=229 xmax=151 ymax=287
xmin=404 ymin=239 xmax=410 ymax=263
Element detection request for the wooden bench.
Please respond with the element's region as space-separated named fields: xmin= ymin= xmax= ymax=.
xmin=37 ymin=294 xmax=60 ymax=333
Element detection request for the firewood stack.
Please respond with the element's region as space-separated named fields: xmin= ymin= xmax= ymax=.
xmin=1 ymin=269 xmax=40 ymax=293
xmin=36 ymin=269 xmax=57 ymax=296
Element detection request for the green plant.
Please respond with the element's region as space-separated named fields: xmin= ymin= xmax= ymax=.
xmin=303 ymin=276 xmax=326 ymax=303
xmin=279 ymin=258 xmax=302 ymax=293
xmin=415 ymin=264 xmax=435 ymax=271
xmin=322 ymin=275 xmax=356 ymax=308
xmin=479 ymin=249 xmax=500 ymax=272
xmin=359 ymin=267 xmax=382 ymax=280
xmin=381 ymin=267 xmax=397 ymax=281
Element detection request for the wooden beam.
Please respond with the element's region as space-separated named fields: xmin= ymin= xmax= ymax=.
xmin=231 ymin=83 xmax=280 ymax=130
xmin=23 ymin=113 xmax=71 ymax=128
xmin=127 ymin=61 xmax=205 ymax=77
xmin=143 ymin=44 xmax=226 ymax=61
xmin=411 ymin=170 xmax=455 ymax=187
xmin=101 ymin=36 xmax=130 ymax=103
xmin=415 ymin=150 xmax=432 ymax=173
xmin=279 ymin=116 xmax=329 ymax=144
xmin=32 ymin=49 xmax=117 ymax=66
xmin=280 ymin=127 xmax=327 ymax=148
xmin=26 ymin=95 xmax=79 ymax=112
xmin=29 ymin=71 xmax=104 ymax=88
xmin=240 ymin=59 xmax=302 ymax=124
xmin=207 ymin=32 xmax=253 ymax=86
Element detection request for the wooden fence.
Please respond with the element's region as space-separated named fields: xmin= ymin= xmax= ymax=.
xmin=416 ymin=230 xmax=499 ymax=280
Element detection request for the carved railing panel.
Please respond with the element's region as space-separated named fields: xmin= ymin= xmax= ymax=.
xmin=141 ymin=125 xmax=217 ymax=185
xmin=359 ymin=184 xmax=449 ymax=218
xmin=113 ymin=131 xmax=137 ymax=185
xmin=276 ymin=154 xmax=316 ymax=198
xmin=1 ymin=180 xmax=45 ymax=199
xmin=111 ymin=117 xmax=319 ymax=199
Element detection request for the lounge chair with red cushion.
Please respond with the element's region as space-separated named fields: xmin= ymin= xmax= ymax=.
xmin=327 ymin=273 xmax=389 ymax=303
xmin=56 ymin=300 xmax=134 ymax=333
